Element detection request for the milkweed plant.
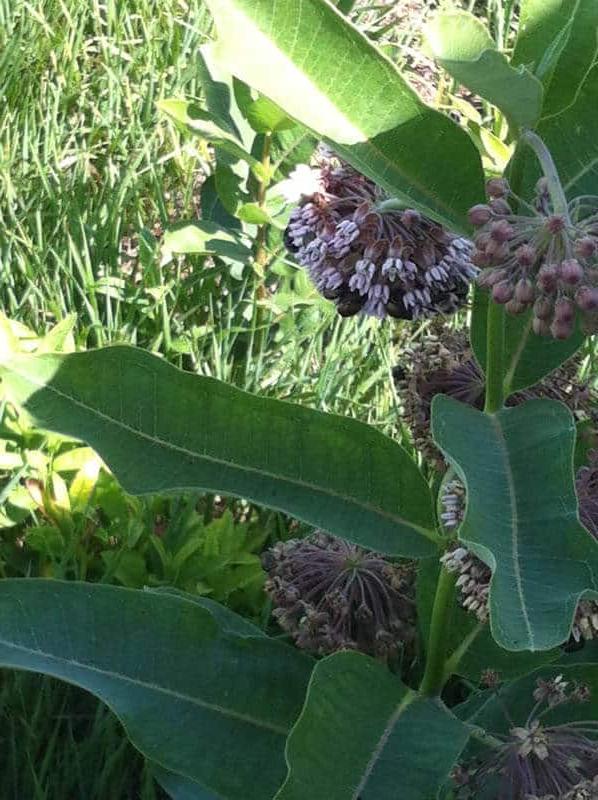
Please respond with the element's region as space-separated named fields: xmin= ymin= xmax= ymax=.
xmin=1 ymin=2 xmax=598 ymax=799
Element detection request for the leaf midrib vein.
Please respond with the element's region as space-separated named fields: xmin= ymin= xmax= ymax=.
xmin=489 ymin=414 xmax=535 ymax=648
xmin=7 ymin=361 xmax=437 ymax=544
xmin=0 ymin=636 xmax=289 ymax=736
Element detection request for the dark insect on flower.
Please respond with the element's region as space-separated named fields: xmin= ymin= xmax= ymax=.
xmin=394 ymin=329 xmax=596 ymax=467
xmin=454 ymin=677 xmax=598 ymax=800
xmin=262 ymin=531 xmax=416 ymax=658
xmin=282 ymin=155 xmax=477 ymax=320
xmin=470 ymin=178 xmax=598 ymax=339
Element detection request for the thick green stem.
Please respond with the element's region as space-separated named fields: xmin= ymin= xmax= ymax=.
xmin=419 ymin=566 xmax=456 ymax=696
xmin=484 ymin=300 xmax=505 ymax=413
xmin=521 ymin=130 xmax=570 ymax=222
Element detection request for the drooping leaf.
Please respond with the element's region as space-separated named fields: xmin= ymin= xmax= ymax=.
xmin=276 ymin=651 xmax=471 ymax=800
xmin=153 ymin=766 xmax=218 ymax=800
xmin=202 ymin=0 xmax=484 ymax=232
xmin=0 ymin=347 xmax=439 ymax=557
xmin=417 ymin=559 xmax=559 ymax=683
xmin=432 ymin=396 xmax=598 ymax=651
xmin=0 ymin=579 xmax=313 ymax=800
xmin=513 ymin=0 xmax=598 ymax=117
xmin=470 ymin=289 xmax=583 ymax=394
xmin=161 ymin=221 xmax=252 ymax=264
xmin=424 ymin=11 xmax=543 ymax=129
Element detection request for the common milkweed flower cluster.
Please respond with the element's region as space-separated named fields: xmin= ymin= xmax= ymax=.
xmin=453 ymin=676 xmax=598 ymax=800
xmin=470 ymin=176 xmax=598 ymax=339
xmin=283 ymin=155 xmax=478 ymax=320
xmin=262 ymin=531 xmax=416 ymax=658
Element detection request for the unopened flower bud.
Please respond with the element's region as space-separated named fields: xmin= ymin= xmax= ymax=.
xmin=551 ymin=317 xmax=574 ymax=339
xmin=485 ymin=240 xmax=509 ymax=261
xmin=472 ymin=249 xmax=491 ymax=267
xmin=575 ymin=286 xmax=598 ymax=312
xmin=559 ymin=258 xmax=584 ymax=286
xmin=515 ymin=278 xmax=535 ymax=304
xmin=492 ymin=280 xmax=514 ymax=304
xmin=575 ymin=236 xmax=597 ymax=259
xmin=401 ymin=209 xmax=421 ymax=227
xmin=477 ymin=269 xmax=503 ymax=288
xmin=546 ymin=214 xmax=566 ymax=234
xmin=537 ymin=264 xmax=559 ymax=293
xmin=505 ymin=299 xmax=526 ymax=315
xmin=490 ymin=219 xmax=514 ymax=243
xmin=533 ymin=296 xmax=553 ymax=320
xmin=486 ymin=177 xmax=509 ymax=198
xmin=489 ymin=198 xmax=511 ymax=216
xmin=533 ymin=317 xmax=551 ymax=336
xmin=468 ymin=204 xmax=493 ymax=227
xmin=516 ymin=244 xmax=536 ymax=267
xmin=554 ymin=297 xmax=575 ymax=323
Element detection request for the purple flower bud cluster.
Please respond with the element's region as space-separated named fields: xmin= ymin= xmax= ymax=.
xmin=284 ymin=159 xmax=478 ymax=320
xmin=470 ymin=178 xmax=598 ymax=339
xmin=262 ymin=531 xmax=416 ymax=659
xmin=455 ymin=677 xmax=598 ymax=800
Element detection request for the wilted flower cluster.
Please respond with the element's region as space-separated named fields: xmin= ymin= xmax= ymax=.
xmin=394 ymin=329 xmax=596 ymax=467
xmin=454 ymin=677 xmax=598 ymax=800
xmin=440 ymin=460 xmax=598 ymax=641
xmin=283 ymin=155 xmax=478 ymax=320
xmin=470 ymin=177 xmax=598 ymax=339
xmin=262 ymin=531 xmax=416 ymax=658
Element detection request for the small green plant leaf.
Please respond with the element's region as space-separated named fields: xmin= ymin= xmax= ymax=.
xmin=0 ymin=579 xmax=312 ymax=800
xmin=276 ymin=651 xmax=471 ymax=800
xmin=0 ymin=347 xmax=438 ymax=557
xmin=432 ymin=396 xmax=598 ymax=651
xmin=425 ymin=11 xmax=543 ymax=129
xmin=161 ymin=221 xmax=252 ymax=264
xmin=470 ymin=290 xmax=584 ymax=394
xmin=203 ymin=0 xmax=484 ymax=232
xmin=236 ymin=203 xmax=271 ymax=224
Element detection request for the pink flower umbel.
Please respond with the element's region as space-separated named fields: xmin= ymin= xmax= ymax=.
xmin=284 ymin=154 xmax=477 ymax=320
xmin=470 ymin=173 xmax=598 ymax=339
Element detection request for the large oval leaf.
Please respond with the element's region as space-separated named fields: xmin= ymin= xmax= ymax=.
xmin=203 ymin=0 xmax=484 ymax=232
xmin=425 ymin=11 xmax=543 ymax=130
xmin=432 ymin=396 xmax=598 ymax=652
xmin=276 ymin=651 xmax=471 ymax=800
xmin=0 ymin=347 xmax=438 ymax=557
xmin=0 ymin=580 xmax=312 ymax=800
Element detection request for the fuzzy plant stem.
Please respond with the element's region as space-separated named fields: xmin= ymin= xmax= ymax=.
xmin=419 ymin=566 xmax=457 ymax=696
xmin=521 ymin=129 xmax=570 ymax=223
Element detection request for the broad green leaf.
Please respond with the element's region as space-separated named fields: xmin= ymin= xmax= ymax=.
xmin=276 ymin=651 xmax=471 ymax=800
xmin=157 ymin=99 xmax=265 ymax=179
xmin=245 ymin=96 xmax=295 ymax=133
xmin=417 ymin=559 xmax=559 ymax=683
xmin=513 ymin=0 xmax=598 ymax=117
xmin=236 ymin=203 xmax=271 ymax=225
xmin=0 ymin=579 xmax=312 ymax=800
xmin=432 ymin=396 xmax=598 ymax=651
xmin=161 ymin=221 xmax=252 ymax=264
xmin=148 ymin=587 xmax=265 ymax=638
xmin=200 ymin=174 xmax=243 ymax=231
xmin=470 ymin=289 xmax=583 ymax=393
xmin=153 ymin=766 xmax=218 ymax=800
xmin=425 ymin=11 xmax=543 ymax=129
xmin=214 ymin=164 xmax=247 ymax=215
xmin=203 ymin=0 xmax=484 ymax=232
xmin=0 ymin=347 xmax=439 ymax=557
